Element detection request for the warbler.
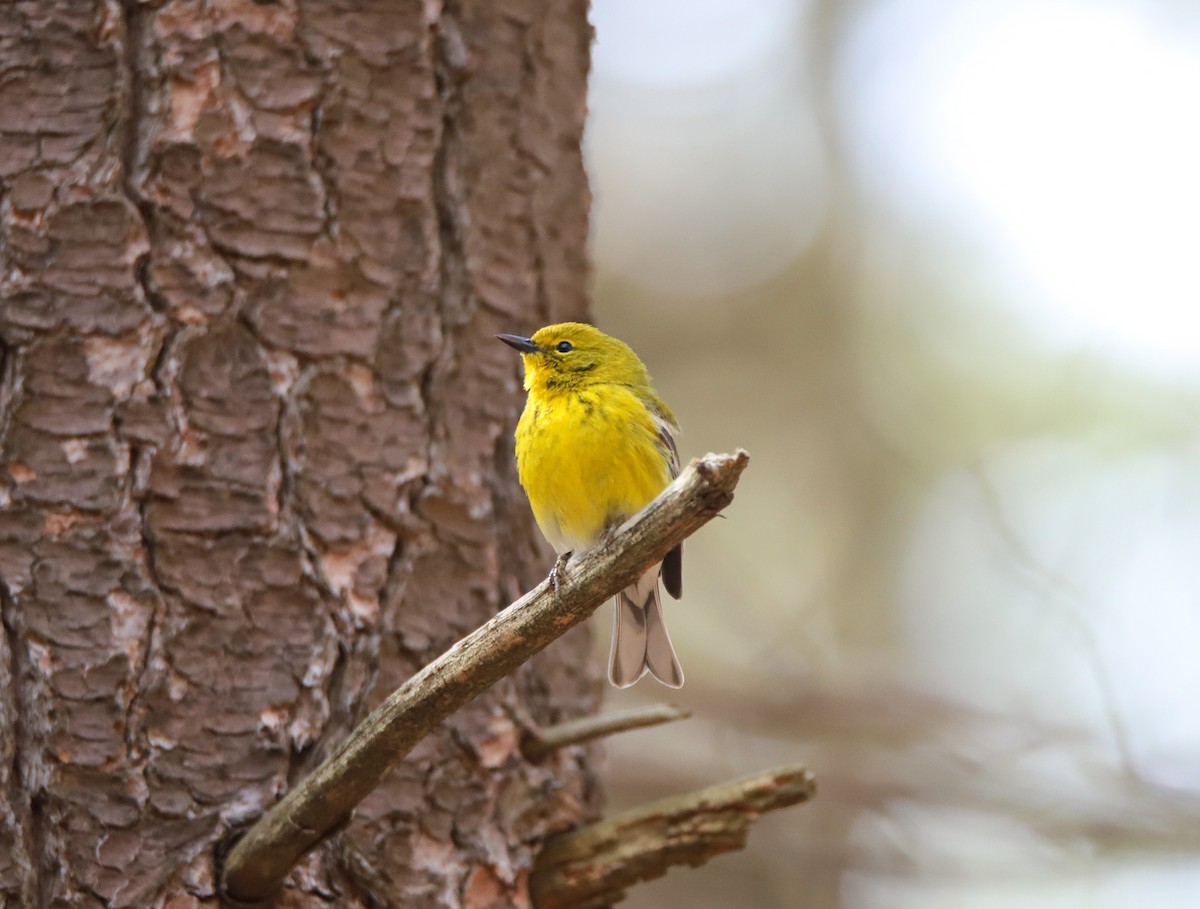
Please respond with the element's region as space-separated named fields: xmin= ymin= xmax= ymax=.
xmin=498 ymin=322 xmax=684 ymax=688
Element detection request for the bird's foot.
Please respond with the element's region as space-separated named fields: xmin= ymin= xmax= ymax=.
xmin=549 ymin=551 xmax=573 ymax=592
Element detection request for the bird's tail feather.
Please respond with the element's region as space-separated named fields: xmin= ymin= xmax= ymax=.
xmin=608 ymin=566 xmax=684 ymax=689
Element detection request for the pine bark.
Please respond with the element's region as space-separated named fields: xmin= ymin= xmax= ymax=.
xmin=0 ymin=1 xmax=596 ymax=906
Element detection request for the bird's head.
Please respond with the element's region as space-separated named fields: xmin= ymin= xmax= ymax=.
xmin=497 ymin=322 xmax=650 ymax=392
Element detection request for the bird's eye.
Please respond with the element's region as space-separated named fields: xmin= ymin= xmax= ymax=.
xmin=555 ymin=341 xmax=573 ymax=353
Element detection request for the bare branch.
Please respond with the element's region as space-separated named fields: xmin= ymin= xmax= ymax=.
xmin=220 ymin=450 xmax=750 ymax=903
xmin=530 ymin=763 xmax=816 ymax=909
xmin=522 ymin=704 xmax=692 ymax=761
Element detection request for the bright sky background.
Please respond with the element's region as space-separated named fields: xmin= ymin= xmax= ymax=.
xmin=591 ymin=0 xmax=800 ymax=87
xmin=594 ymin=0 xmax=1200 ymax=378
xmin=841 ymin=0 xmax=1200 ymax=381
xmin=588 ymin=0 xmax=826 ymax=298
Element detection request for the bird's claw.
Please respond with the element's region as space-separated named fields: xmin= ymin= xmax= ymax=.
xmin=549 ymin=551 xmax=572 ymax=592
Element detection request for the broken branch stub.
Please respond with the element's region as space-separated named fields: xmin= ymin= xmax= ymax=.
xmin=530 ymin=764 xmax=816 ymax=909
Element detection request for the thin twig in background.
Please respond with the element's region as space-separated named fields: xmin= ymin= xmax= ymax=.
xmin=522 ymin=704 xmax=693 ymax=761
xmin=220 ymin=450 xmax=750 ymax=904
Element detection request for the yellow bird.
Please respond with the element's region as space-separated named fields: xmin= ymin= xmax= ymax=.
xmin=498 ymin=322 xmax=684 ymax=688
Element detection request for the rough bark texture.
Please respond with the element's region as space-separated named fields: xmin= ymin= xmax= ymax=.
xmin=0 ymin=1 xmax=595 ymax=907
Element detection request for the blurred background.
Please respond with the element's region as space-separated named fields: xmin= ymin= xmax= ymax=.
xmin=583 ymin=0 xmax=1200 ymax=906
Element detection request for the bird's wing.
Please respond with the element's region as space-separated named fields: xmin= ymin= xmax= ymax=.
xmin=649 ymin=406 xmax=681 ymax=479
xmin=648 ymin=402 xmax=683 ymax=600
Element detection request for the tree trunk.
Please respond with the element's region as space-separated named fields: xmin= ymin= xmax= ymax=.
xmin=0 ymin=1 xmax=596 ymax=906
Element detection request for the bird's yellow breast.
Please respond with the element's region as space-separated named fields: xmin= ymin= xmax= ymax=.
xmin=515 ymin=385 xmax=672 ymax=553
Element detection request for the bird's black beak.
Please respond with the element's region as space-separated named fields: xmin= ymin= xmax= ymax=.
xmin=496 ymin=333 xmax=541 ymax=354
